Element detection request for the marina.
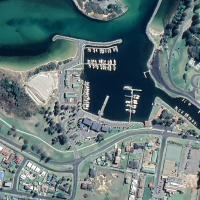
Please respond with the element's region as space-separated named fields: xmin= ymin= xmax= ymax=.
xmin=86 ymin=46 xmax=118 ymax=54
xmin=123 ymin=86 xmax=142 ymax=122
xmin=82 ymin=81 xmax=90 ymax=111
xmin=86 ymin=59 xmax=117 ymax=71
xmin=174 ymin=106 xmax=197 ymax=126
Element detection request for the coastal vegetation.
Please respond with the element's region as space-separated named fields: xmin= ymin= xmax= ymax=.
xmin=149 ymin=97 xmax=200 ymax=136
xmin=0 ymin=70 xmax=37 ymax=119
xmin=26 ymin=58 xmax=72 ymax=78
xmin=149 ymin=0 xmax=200 ymax=107
xmin=73 ymin=0 xmax=128 ymax=21
xmin=150 ymin=0 xmax=179 ymax=35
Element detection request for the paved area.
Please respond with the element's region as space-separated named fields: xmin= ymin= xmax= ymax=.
xmin=185 ymin=148 xmax=200 ymax=174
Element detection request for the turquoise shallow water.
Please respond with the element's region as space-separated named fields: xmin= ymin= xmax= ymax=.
xmin=0 ymin=0 xmax=157 ymax=68
xmin=0 ymin=0 xmax=155 ymax=45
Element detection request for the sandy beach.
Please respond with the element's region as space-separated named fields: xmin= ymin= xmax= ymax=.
xmin=0 ymin=39 xmax=78 ymax=72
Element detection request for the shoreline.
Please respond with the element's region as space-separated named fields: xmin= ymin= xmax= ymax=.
xmin=0 ymin=40 xmax=78 ymax=73
xmin=146 ymin=0 xmax=200 ymax=111
xmin=72 ymin=0 xmax=128 ymax=22
xmin=146 ymin=0 xmax=163 ymax=73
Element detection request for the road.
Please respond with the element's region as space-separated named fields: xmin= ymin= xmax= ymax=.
xmin=1 ymin=121 xmax=200 ymax=200
xmin=154 ymin=133 xmax=167 ymax=186
xmin=1 ymin=32 xmax=199 ymax=199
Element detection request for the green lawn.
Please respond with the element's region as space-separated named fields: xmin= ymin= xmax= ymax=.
xmin=143 ymin=175 xmax=154 ymax=200
xmin=165 ymin=143 xmax=182 ymax=164
xmin=170 ymin=40 xmax=189 ymax=91
xmin=169 ymin=188 xmax=196 ymax=200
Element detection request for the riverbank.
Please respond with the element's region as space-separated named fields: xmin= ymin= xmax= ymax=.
xmin=150 ymin=97 xmax=200 ymax=133
xmin=146 ymin=0 xmax=163 ymax=75
xmin=146 ymin=0 xmax=200 ymax=112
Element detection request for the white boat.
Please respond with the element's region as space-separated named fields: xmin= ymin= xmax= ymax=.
xmin=131 ymin=110 xmax=136 ymax=114
xmin=133 ymin=94 xmax=140 ymax=99
xmin=133 ymin=100 xmax=138 ymax=105
xmin=130 ymin=105 xmax=137 ymax=109
xmin=123 ymin=86 xmax=132 ymax=90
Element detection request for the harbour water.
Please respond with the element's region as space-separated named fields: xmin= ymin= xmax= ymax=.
xmin=0 ymin=0 xmax=199 ymax=127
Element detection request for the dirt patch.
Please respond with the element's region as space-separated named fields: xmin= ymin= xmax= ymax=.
xmin=185 ymin=174 xmax=198 ymax=190
xmin=25 ymin=71 xmax=58 ymax=105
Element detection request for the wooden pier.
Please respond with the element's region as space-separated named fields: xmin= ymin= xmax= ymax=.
xmin=98 ymin=95 xmax=110 ymax=118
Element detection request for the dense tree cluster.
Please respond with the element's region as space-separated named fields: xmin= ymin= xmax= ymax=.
xmin=84 ymin=1 xmax=123 ymax=16
xmin=30 ymin=145 xmax=51 ymax=163
xmin=152 ymin=109 xmax=175 ymax=127
xmin=0 ymin=75 xmax=37 ymax=119
xmin=40 ymin=102 xmax=70 ymax=146
xmin=27 ymin=58 xmax=72 ymax=78
xmin=164 ymin=0 xmax=192 ymax=39
xmin=182 ymin=2 xmax=200 ymax=63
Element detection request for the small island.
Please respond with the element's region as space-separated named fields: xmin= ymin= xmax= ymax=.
xmin=73 ymin=0 xmax=128 ymax=21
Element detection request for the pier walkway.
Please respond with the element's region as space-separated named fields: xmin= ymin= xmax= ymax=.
xmin=52 ymin=35 xmax=122 ymax=47
xmin=98 ymin=95 xmax=110 ymax=118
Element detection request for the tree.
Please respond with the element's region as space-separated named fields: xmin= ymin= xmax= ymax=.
xmin=183 ymin=73 xmax=187 ymax=82
xmin=172 ymin=28 xmax=179 ymax=37
xmin=56 ymin=193 xmax=67 ymax=199
xmin=12 ymin=132 xmax=17 ymax=138
xmin=21 ymin=144 xmax=28 ymax=151
xmin=83 ymin=193 xmax=88 ymax=199
xmin=32 ymin=192 xmax=38 ymax=198
xmin=23 ymin=139 xmax=28 ymax=144
xmin=45 ymin=157 xmax=51 ymax=163
xmin=18 ymin=136 xmax=24 ymax=141
xmin=31 ymin=145 xmax=36 ymax=151
xmin=58 ymin=134 xmax=67 ymax=145
xmin=96 ymin=134 xmax=104 ymax=143
xmin=35 ymin=122 xmax=40 ymax=127
xmin=11 ymin=125 xmax=16 ymax=132
xmin=40 ymin=152 xmax=46 ymax=161
xmin=7 ymin=130 xmax=12 ymax=136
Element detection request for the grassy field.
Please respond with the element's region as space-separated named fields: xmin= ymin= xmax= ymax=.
xmin=143 ymin=175 xmax=154 ymax=200
xmin=0 ymin=118 xmax=75 ymax=163
xmin=0 ymin=112 xmax=58 ymax=149
xmin=170 ymin=39 xmax=190 ymax=91
xmin=165 ymin=143 xmax=182 ymax=164
xmin=159 ymin=50 xmax=177 ymax=94
xmin=169 ymin=188 xmax=197 ymax=200
xmin=192 ymin=75 xmax=200 ymax=88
